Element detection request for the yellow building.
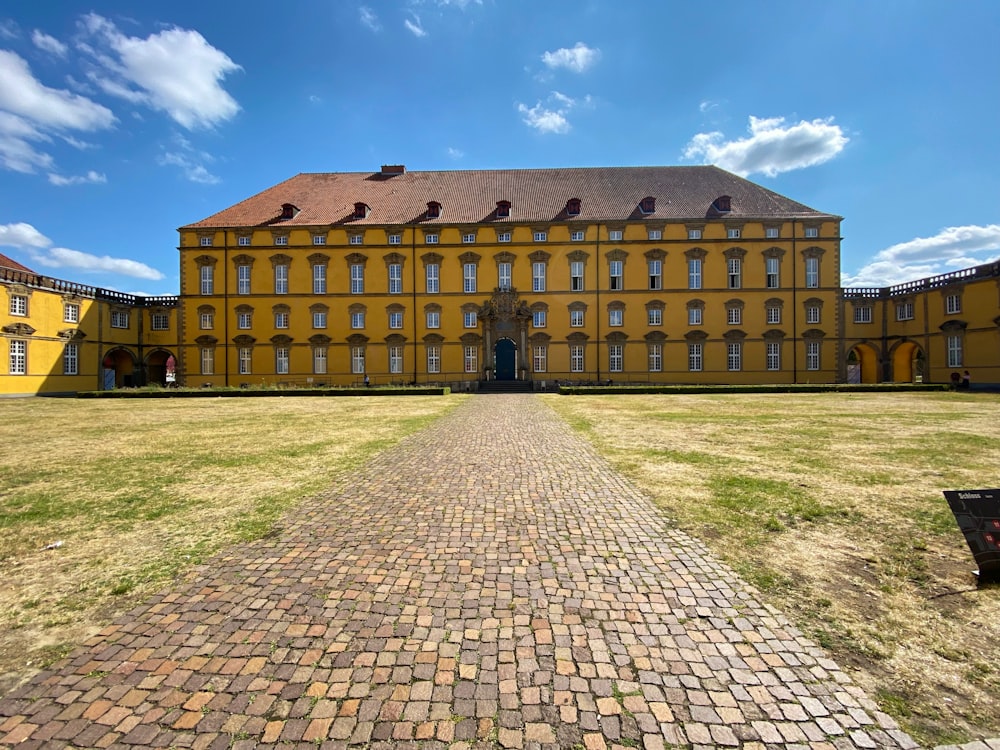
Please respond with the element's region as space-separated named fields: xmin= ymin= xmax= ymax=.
xmin=1 ymin=253 xmax=178 ymax=397
xmin=176 ymin=165 xmax=845 ymax=389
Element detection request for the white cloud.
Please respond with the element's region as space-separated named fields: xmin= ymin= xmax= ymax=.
xmin=32 ymin=30 xmax=68 ymax=57
xmin=0 ymin=222 xmax=51 ymax=249
xmin=541 ymin=42 xmax=600 ymax=73
xmin=843 ymin=224 xmax=1000 ymax=287
xmin=0 ymin=111 xmax=55 ymax=173
xmin=80 ymin=13 xmax=241 ymax=130
xmin=683 ymin=115 xmax=849 ymax=177
xmin=447 ymin=146 xmax=464 ymax=159
xmin=48 ymin=169 xmax=107 ymax=186
xmin=434 ymin=0 xmax=482 ymax=7
xmin=516 ymin=91 xmax=590 ymax=135
xmin=0 ymin=20 xmax=19 ymax=40
xmin=157 ymin=133 xmax=220 ymax=184
xmin=404 ymin=15 xmax=427 ymax=37
xmin=359 ymin=6 xmax=381 ymax=31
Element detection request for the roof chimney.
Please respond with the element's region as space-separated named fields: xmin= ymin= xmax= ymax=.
xmin=381 ymin=164 xmax=405 ymax=175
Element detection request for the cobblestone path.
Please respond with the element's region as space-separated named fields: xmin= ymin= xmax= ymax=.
xmin=1 ymin=394 xmax=922 ymax=749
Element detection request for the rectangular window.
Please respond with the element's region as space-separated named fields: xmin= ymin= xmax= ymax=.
xmin=200 ymin=312 xmax=213 ymax=329
xmin=766 ymin=257 xmax=780 ymax=288
xmin=351 ymin=347 xmax=365 ymax=374
xmin=648 ymin=229 xmax=662 ymax=241
xmin=688 ymin=228 xmax=702 ymax=240
xmin=727 ymin=258 xmax=741 ymax=289
xmin=237 ymin=265 xmax=251 ymax=295
xmin=648 ymin=343 xmax=662 ymax=372
xmin=946 ymin=294 xmax=961 ymax=314
xmin=275 ymin=311 xmax=290 ymax=328
xmin=426 ymin=345 xmax=440 ymax=374
xmin=274 ymin=264 xmax=289 ymax=294
xmin=570 ymin=309 xmax=584 ymax=327
xmin=806 ymin=306 xmax=821 ymax=325
xmin=313 ymin=264 xmax=327 ymax=294
xmin=425 ymin=263 xmax=439 ymax=294
xmin=110 ymin=311 xmax=129 ymax=328
xmin=804 ymin=227 xmax=819 ymax=238
xmin=389 ymin=311 xmax=403 ymax=329
xmin=498 ymin=262 xmax=512 ymax=290
xmin=805 ymin=257 xmax=820 ymax=288
xmin=806 ymin=341 xmax=820 ymax=371
xmin=688 ymin=258 xmax=702 ymax=290
xmin=727 ymin=342 xmax=742 ymax=371
xmin=648 ymin=259 xmax=662 ymax=290
xmin=464 ymin=345 xmax=478 ymax=374
xmin=533 ymin=345 xmax=547 ymax=373
xmin=201 ymin=347 xmax=214 ymax=375
xmin=64 ymin=303 xmax=80 ymax=323
xmin=463 ymin=263 xmax=477 ymax=293
xmin=727 ymin=228 xmax=741 ymax=239
xmin=63 ymin=342 xmax=78 ymax=375
xmin=947 ymin=335 xmax=962 ymax=368
xmin=239 ymin=347 xmax=252 ymax=375
xmin=350 ymin=264 xmax=364 ymax=294
xmin=727 ymin=307 xmax=741 ymax=325
xmin=426 ymin=310 xmax=440 ymax=328
xmin=351 ymin=311 xmax=365 ymax=329
xmin=688 ymin=307 xmax=702 ymax=326
xmin=348 ymin=235 xmax=362 ymax=245
xmin=313 ymin=348 xmax=327 ymax=374
xmin=274 ymin=235 xmax=288 ymax=246
xmin=767 ymin=341 xmax=781 ymax=371
xmin=609 ymin=343 xmax=623 ymax=373
xmin=570 ymin=230 xmax=585 ymax=242
xmin=533 ymin=231 xmax=547 ymax=242
xmin=766 ymin=227 xmax=780 ymax=239
xmin=313 ymin=235 xmax=327 ymax=246
xmin=532 ymin=262 xmax=546 ymax=292
xmin=688 ymin=343 xmax=702 ymax=371
xmin=570 ymin=261 xmax=584 ymax=291
xmin=200 ymin=236 xmax=213 ymax=246
xmin=570 ymin=344 xmax=584 ymax=373
xmin=464 ymin=310 xmax=477 ymax=328
xmin=238 ymin=236 xmax=251 ymax=246
xmin=388 ymin=233 xmax=402 ymax=245
xmin=238 ymin=312 xmax=252 ymax=329
xmin=462 ymin=233 xmax=476 ymax=244
xmin=425 ymin=233 xmax=439 ymax=245
xmin=609 ymin=230 xmax=623 ymax=241
xmin=388 ymin=263 xmax=402 ymax=294
xmin=609 ymin=308 xmax=623 ymax=327
xmin=767 ymin=306 xmax=781 ymax=325
xmin=313 ymin=311 xmax=327 ymax=328
xmin=647 ymin=308 xmax=662 ymax=326
xmin=533 ymin=310 xmax=546 ymax=328
xmin=896 ymin=302 xmax=914 ymax=321
xmin=151 ymin=313 xmax=169 ymax=330
xmin=497 ymin=232 xmax=511 ymax=243
xmin=276 ymin=347 xmax=290 ymax=375
xmin=609 ymin=260 xmax=623 ymax=290
xmin=389 ymin=345 xmax=403 ymax=374
xmin=854 ymin=305 xmax=872 ymax=323
xmin=10 ymin=295 xmax=27 ymax=316
xmin=200 ymin=265 xmax=214 ymax=295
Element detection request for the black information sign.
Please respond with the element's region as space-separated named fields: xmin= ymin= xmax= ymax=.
xmin=943 ymin=489 xmax=1000 ymax=583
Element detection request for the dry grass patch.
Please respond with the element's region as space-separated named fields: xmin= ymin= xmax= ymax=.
xmin=0 ymin=395 xmax=462 ymax=696
xmin=544 ymin=391 xmax=1000 ymax=746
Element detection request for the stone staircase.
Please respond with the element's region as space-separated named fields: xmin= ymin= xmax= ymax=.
xmin=477 ymin=379 xmax=534 ymax=394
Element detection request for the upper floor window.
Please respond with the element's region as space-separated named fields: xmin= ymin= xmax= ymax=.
xmin=727 ymin=257 xmax=742 ymax=289
xmin=313 ymin=264 xmax=327 ymax=294
xmin=766 ymin=257 xmax=780 ymax=289
xmin=765 ymin=227 xmax=780 ymax=239
xmin=566 ymin=198 xmax=581 ymax=216
xmin=896 ymin=301 xmax=914 ymax=321
xmin=314 ymin=310 xmax=328 ymax=328
xmin=688 ymin=228 xmax=702 ymax=240
xmin=425 ymin=309 xmax=440 ymax=328
xmin=351 ymin=264 xmax=364 ymax=294
xmin=854 ymin=305 xmax=873 ymax=324
xmin=647 ymin=229 xmax=662 ymax=241
xmin=388 ymin=263 xmax=402 ymax=294
xmin=532 ymin=262 xmax=546 ymax=292
xmin=609 ymin=260 xmax=623 ymax=291
xmin=348 ymin=235 xmax=363 ymax=245
xmin=237 ymin=264 xmax=252 ymax=295
xmin=463 ymin=262 xmax=477 ymax=293
xmin=274 ymin=235 xmax=288 ymax=246
xmin=497 ymin=231 xmax=511 ymax=243
xmin=766 ymin=304 xmax=782 ymax=325
xmin=280 ymin=203 xmax=298 ymax=220
xmin=462 ymin=233 xmax=476 ymax=244
xmin=533 ymin=231 xmax=547 ymax=242
xmin=151 ymin=313 xmax=169 ymax=330
xmin=388 ymin=233 xmax=402 ymax=245
xmin=275 ymin=310 xmax=290 ymax=329
xmin=647 ymin=307 xmax=662 ymax=326
xmin=110 ymin=310 xmax=129 ymax=329
xmin=806 ymin=305 xmax=821 ymax=324
xmin=9 ymin=295 xmax=27 ymax=316
xmin=805 ymin=256 xmax=820 ymax=288
xmin=313 ymin=235 xmax=327 ymax=245
xmin=425 ymin=233 xmax=439 ymax=245
xmin=351 ymin=310 xmax=366 ymax=329
xmin=570 ymin=261 xmax=585 ymax=292
xmin=946 ymin=294 xmax=961 ymax=315
xmin=425 ymin=263 xmax=439 ymax=294
xmin=464 ymin=310 xmax=478 ymax=328
xmin=9 ymin=339 xmax=26 ymax=375
xmin=804 ymin=227 xmax=819 ymax=238
xmin=496 ymin=200 xmax=511 ymax=218
xmin=688 ymin=258 xmax=702 ymax=290
xmin=389 ymin=310 xmax=403 ymax=329
xmin=648 ymin=259 xmax=662 ymax=290
xmin=570 ymin=309 xmax=585 ymax=327
xmin=63 ymin=342 xmax=79 ymax=375
xmin=608 ymin=230 xmax=623 ymax=242
xmin=639 ymin=196 xmax=656 ymax=214
xmin=608 ymin=307 xmax=624 ymax=327
xmin=200 ymin=236 xmax=213 ymax=247
xmin=64 ymin=303 xmax=79 ymax=323
xmin=688 ymin=306 xmax=703 ymax=326
xmin=354 ymin=202 xmax=369 ymax=220
xmin=238 ymin=236 xmax=251 ymax=246
xmin=714 ymin=195 xmax=732 ymax=212
xmin=727 ymin=306 xmax=742 ymax=326
xmin=532 ymin=310 xmax=546 ymax=328
xmin=498 ymin=261 xmax=512 ymax=290
xmin=727 ymin=227 xmax=741 ymax=239
xmin=571 ymin=230 xmax=585 ymax=242
xmin=426 ymin=201 xmax=442 ymax=219
xmin=274 ymin=264 xmax=289 ymax=294
xmin=200 ymin=265 xmax=214 ymax=295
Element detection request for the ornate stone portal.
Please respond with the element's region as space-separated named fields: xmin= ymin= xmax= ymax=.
xmin=478 ymin=287 xmax=532 ymax=380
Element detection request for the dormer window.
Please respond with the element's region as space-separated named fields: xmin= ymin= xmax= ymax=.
xmin=714 ymin=195 xmax=732 ymax=212
xmin=496 ymin=200 xmax=511 ymax=218
xmin=280 ymin=203 xmax=299 ymax=220
xmin=426 ymin=201 xmax=442 ymax=219
xmin=566 ymin=198 xmax=582 ymax=216
xmin=639 ymin=196 xmax=656 ymax=214
xmin=354 ymin=202 xmax=369 ymax=220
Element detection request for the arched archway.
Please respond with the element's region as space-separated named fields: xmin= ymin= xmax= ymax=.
xmin=846 ymin=342 xmax=880 ymax=384
xmin=890 ymin=340 xmax=924 ymax=383
xmin=145 ymin=348 xmax=176 ymax=386
xmin=494 ymin=338 xmax=517 ymax=380
xmin=102 ymin=347 xmax=137 ymax=389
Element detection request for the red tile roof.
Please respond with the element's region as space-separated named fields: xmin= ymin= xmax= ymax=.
xmin=181 ymin=165 xmax=838 ymax=230
xmin=0 ymin=252 xmax=35 ymax=274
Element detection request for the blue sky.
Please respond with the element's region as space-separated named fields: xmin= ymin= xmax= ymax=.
xmin=1 ymin=0 xmax=998 ymax=296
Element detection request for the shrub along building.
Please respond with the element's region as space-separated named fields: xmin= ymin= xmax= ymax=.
xmin=2 ymin=165 xmax=998 ymax=395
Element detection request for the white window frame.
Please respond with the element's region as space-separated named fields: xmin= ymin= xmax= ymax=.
xmin=464 ymin=310 xmax=477 ymax=328
xmin=648 ymin=308 xmax=662 ymax=326
xmin=533 ymin=231 xmax=547 ymax=242
xmin=766 ymin=227 xmax=780 ymax=239
xmin=151 ymin=313 xmax=169 ymax=331
xmin=426 ymin=310 xmax=440 ymax=329
xmin=425 ymin=263 xmax=439 ymax=294
xmin=533 ymin=310 xmax=546 ymax=328
xmin=388 ymin=233 xmax=402 ymax=245
xmin=766 ymin=257 xmax=780 ymax=289
xmin=274 ymin=264 xmax=289 ymax=295
xmin=274 ymin=235 xmax=288 ymax=246
xmin=648 ymin=229 xmax=662 ymax=241
xmin=608 ymin=343 xmax=623 ymax=373
xmin=609 ymin=260 xmax=623 ymax=291
xmin=238 ymin=312 xmax=252 ymax=330
xmin=238 ymin=236 xmax=251 ymax=246
xmin=766 ymin=341 xmax=780 ymax=371
xmin=426 ymin=345 xmax=441 ymax=374
xmin=200 ymin=236 xmax=213 ymax=247
xmin=313 ymin=235 xmax=327 ymax=246
xmin=532 ymin=262 xmax=546 ymax=292
xmin=805 ymin=257 xmax=820 ymax=288
xmin=648 ymin=343 xmax=662 ymax=373
xmin=276 ymin=347 xmax=290 ymax=375
xmin=648 ymin=259 xmax=662 ymax=290
xmin=389 ymin=345 xmax=403 ymax=374
xmin=727 ymin=228 xmax=741 ymax=239
xmin=63 ymin=342 xmax=78 ymax=375
xmin=947 ymin=335 xmax=962 ymax=368
xmin=570 ymin=261 xmax=584 ymax=292
xmin=727 ymin=258 xmax=741 ymax=289
xmin=946 ymin=294 xmax=961 ymax=315
xmin=498 ymin=261 xmax=512 ymax=290
xmin=688 ymin=307 xmax=702 ymax=326
xmin=727 ymin=307 xmax=741 ymax=326
xmin=570 ymin=309 xmax=584 ymax=327
xmin=766 ymin=306 xmax=781 ymax=325
xmin=200 ymin=312 xmax=214 ymax=330
xmin=350 ymin=264 xmax=364 ymax=294
xmin=351 ymin=311 xmax=365 ymax=329
xmin=570 ymin=230 xmax=585 ymax=242
xmin=688 ymin=258 xmax=702 ymax=290
xmin=462 ymin=233 xmax=476 ymax=244
xmin=609 ymin=308 xmax=623 ymax=327
xmin=688 ymin=343 xmax=703 ymax=372
xmin=533 ymin=345 xmax=547 ymax=373
xmin=64 ymin=303 xmax=80 ymax=323
xmin=313 ymin=264 xmax=327 ymax=295
xmin=727 ymin=342 xmax=742 ymax=372
xmin=313 ymin=311 xmax=327 ymax=329
xmin=804 ymin=227 xmax=819 ymax=238
xmin=200 ymin=265 xmax=214 ymax=295
xmin=389 ymin=311 xmax=403 ymax=329
xmin=896 ymin=302 xmax=914 ymax=321
xmin=10 ymin=295 xmax=27 ymax=316
xmin=238 ymin=265 xmax=251 ymax=295
xmin=854 ymin=305 xmax=872 ymax=324
xmin=806 ymin=341 xmax=820 ymax=371
xmin=275 ymin=311 xmax=290 ymax=329
xmin=200 ymin=347 xmax=214 ymax=375
xmin=608 ymin=230 xmax=623 ymax=241
xmin=570 ymin=344 xmax=584 ymax=373
xmin=497 ymin=232 xmax=511 ymax=243
xmin=463 ymin=263 xmax=477 ymax=294
xmin=688 ymin=229 xmax=702 ymax=240
xmin=239 ymin=347 xmax=252 ymax=375
xmin=348 ymin=235 xmax=363 ymax=246
xmin=388 ymin=263 xmax=402 ymax=294
xmin=313 ymin=347 xmax=328 ymax=374
xmin=806 ymin=306 xmax=821 ymax=325
xmin=425 ymin=233 xmax=439 ymax=245
xmin=464 ymin=345 xmax=478 ymax=373
xmin=351 ymin=346 xmax=366 ymax=375
xmin=110 ymin=311 xmax=129 ymax=329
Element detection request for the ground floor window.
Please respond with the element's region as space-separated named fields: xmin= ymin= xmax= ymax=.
xmin=9 ymin=339 xmax=26 ymax=374
xmin=352 ymin=346 xmax=366 ymax=374
xmin=766 ymin=341 xmax=781 ymax=371
xmin=276 ymin=347 xmax=289 ymax=375
xmin=63 ymin=343 xmax=78 ymax=375
xmin=200 ymin=347 xmax=214 ymax=375
xmin=688 ymin=343 xmax=702 ymax=372
xmin=727 ymin=342 xmax=742 ymax=372
xmin=608 ymin=343 xmax=623 ymax=373
xmin=648 ymin=343 xmax=662 ymax=372
xmin=239 ymin=347 xmax=252 ymax=375
xmin=313 ymin=347 xmax=327 ymax=374
xmin=806 ymin=341 xmax=820 ymax=371
xmin=570 ymin=344 xmax=584 ymax=373
xmin=464 ymin=345 xmax=478 ymax=374
xmin=533 ymin=345 xmax=547 ymax=373
xmin=427 ymin=345 xmax=440 ymax=374
xmin=389 ymin=345 xmax=403 ymax=374
xmin=947 ymin=335 xmax=962 ymax=368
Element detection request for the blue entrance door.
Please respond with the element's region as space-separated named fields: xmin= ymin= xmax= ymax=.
xmin=495 ymin=339 xmax=516 ymax=380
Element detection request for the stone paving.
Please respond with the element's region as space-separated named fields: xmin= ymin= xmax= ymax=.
xmin=0 ymin=393 xmax=945 ymax=749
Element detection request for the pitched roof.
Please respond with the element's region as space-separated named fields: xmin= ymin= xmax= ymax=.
xmin=181 ymin=165 xmax=838 ymax=230
xmin=0 ymin=252 xmax=35 ymax=274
